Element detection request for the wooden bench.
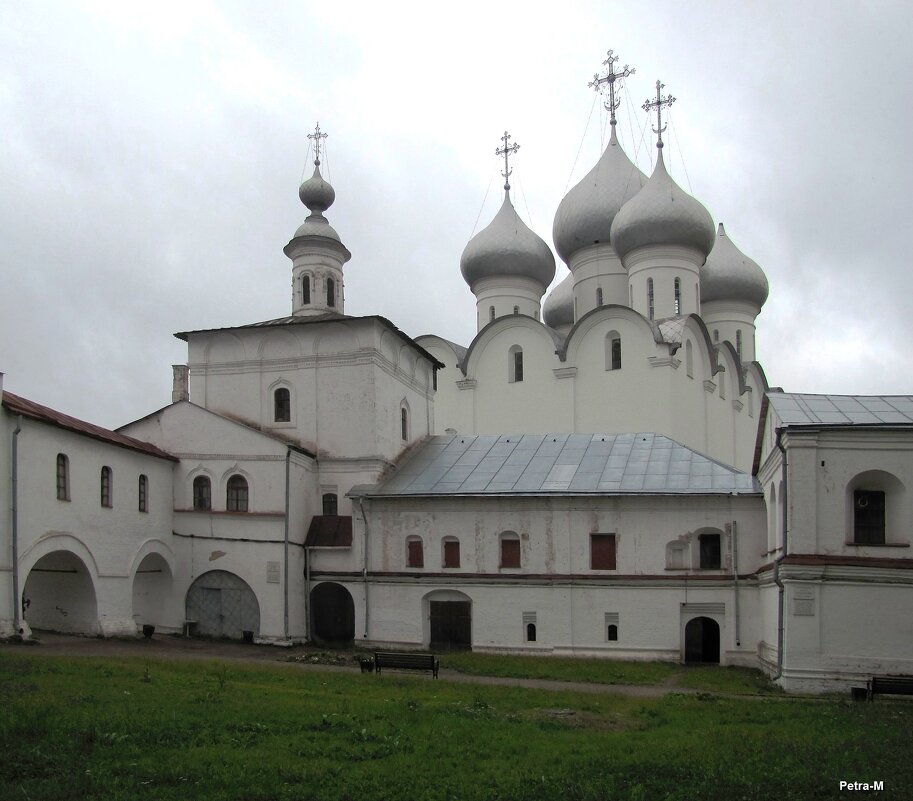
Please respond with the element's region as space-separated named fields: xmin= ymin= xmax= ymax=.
xmin=868 ymin=676 xmax=913 ymax=700
xmin=373 ymin=651 xmax=439 ymax=679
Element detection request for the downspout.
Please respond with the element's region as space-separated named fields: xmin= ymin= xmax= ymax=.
xmin=355 ymin=496 xmax=369 ymax=639
xmin=283 ymin=448 xmax=290 ymax=641
xmin=11 ymin=416 xmax=22 ymax=635
xmin=773 ymin=427 xmax=789 ymax=680
xmin=304 ymin=546 xmax=311 ymax=642
xmin=731 ymin=519 xmax=740 ymax=647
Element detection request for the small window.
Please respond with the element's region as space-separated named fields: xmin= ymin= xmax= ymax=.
xmin=407 ymin=537 xmax=424 ymax=568
xmin=302 ymin=274 xmax=311 ymax=305
xmin=100 ymin=466 xmax=112 ymax=508
xmin=56 ymin=453 xmax=69 ymax=501
xmin=227 ymin=475 xmax=249 ymax=512
xmin=647 ymin=278 xmax=654 ymax=320
xmin=596 ymin=287 xmax=603 ymax=307
xmin=513 ymin=305 xmax=519 ymax=315
xmin=489 ymin=306 xmax=495 ymax=322
xmin=523 ymin=612 xmax=537 ymax=642
xmin=607 ymin=624 xmax=618 ymax=641
xmin=138 ymin=474 xmax=148 ymax=513
xmin=854 ymin=490 xmax=885 ymax=544
xmin=611 ymin=337 xmax=621 ymax=370
xmin=193 ymin=476 xmax=211 ymax=510
xmin=326 ymin=276 xmax=336 ymax=307
xmin=674 ymin=277 xmax=681 ymax=315
xmin=500 ymin=534 xmax=520 ymax=568
xmin=509 ymin=346 xmax=524 ymax=383
xmin=274 ymin=387 xmax=291 ymax=422
xmin=526 ymin=623 xmax=537 ymax=642
xmin=443 ymin=538 xmax=460 ymax=568
xmin=713 ymin=329 xmax=719 ymax=343
xmin=736 ymin=330 xmax=743 ymax=361
xmin=322 ymin=493 xmax=338 ymax=516
xmin=699 ymin=532 xmax=721 ymax=568
xmin=401 ymin=405 xmax=409 ymax=441
xmin=590 ymin=534 xmax=616 ymax=570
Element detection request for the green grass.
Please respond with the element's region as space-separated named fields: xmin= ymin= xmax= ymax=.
xmin=2 ymin=651 xmax=911 ymax=800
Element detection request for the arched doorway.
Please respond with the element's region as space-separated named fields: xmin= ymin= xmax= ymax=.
xmin=185 ymin=571 xmax=260 ymax=639
xmin=22 ymin=550 xmax=98 ymax=634
xmin=132 ymin=553 xmax=174 ymax=632
xmin=423 ymin=589 xmax=472 ymax=652
xmin=684 ymin=616 xmax=720 ymax=664
xmin=310 ymin=582 xmax=355 ymax=645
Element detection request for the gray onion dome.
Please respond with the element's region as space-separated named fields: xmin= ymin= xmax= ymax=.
xmin=701 ymin=223 xmax=769 ymax=307
xmin=610 ymin=150 xmax=715 ymax=262
xmin=542 ymin=272 xmax=575 ymax=328
xmin=552 ymin=128 xmax=646 ymax=265
xmin=460 ymin=193 xmax=556 ymax=289
xmin=292 ymin=164 xmax=341 ymax=242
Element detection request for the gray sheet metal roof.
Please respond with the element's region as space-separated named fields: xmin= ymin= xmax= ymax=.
xmin=371 ymin=433 xmax=759 ymax=497
xmin=768 ymin=393 xmax=913 ymax=427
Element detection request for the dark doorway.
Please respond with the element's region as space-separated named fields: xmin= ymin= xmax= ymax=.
xmin=684 ymin=616 xmax=720 ymax=664
xmin=310 ymin=582 xmax=355 ymax=645
xmin=430 ymin=601 xmax=471 ymax=651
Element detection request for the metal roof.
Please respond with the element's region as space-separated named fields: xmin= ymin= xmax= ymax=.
xmin=369 ymin=433 xmax=759 ymax=497
xmin=768 ymin=392 xmax=913 ymax=427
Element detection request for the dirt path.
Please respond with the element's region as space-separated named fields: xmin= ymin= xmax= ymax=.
xmin=2 ymin=632 xmax=691 ymax=699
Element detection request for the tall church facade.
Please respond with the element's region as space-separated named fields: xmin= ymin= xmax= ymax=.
xmin=3 ymin=60 xmax=912 ymax=693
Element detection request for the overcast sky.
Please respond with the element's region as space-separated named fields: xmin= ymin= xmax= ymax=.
xmin=2 ymin=0 xmax=912 ymax=430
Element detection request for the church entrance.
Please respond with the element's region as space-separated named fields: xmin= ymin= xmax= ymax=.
xmin=310 ymin=582 xmax=355 ymax=645
xmin=430 ymin=601 xmax=472 ymax=651
xmin=684 ymin=616 xmax=720 ymax=664
xmin=185 ymin=571 xmax=260 ymax=640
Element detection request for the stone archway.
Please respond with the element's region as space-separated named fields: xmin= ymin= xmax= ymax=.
xmin=309 ymin=582 xmax=355 ymax=645
xmin=22 ymin=550 xmax=98 ymax=634
xmin=185 ymin=571 xmax=260 ymax=640
xmin=684 ymin=616 xmax=720 ymax=664
xmin=132 ymin=553 xmax=174 ymax=632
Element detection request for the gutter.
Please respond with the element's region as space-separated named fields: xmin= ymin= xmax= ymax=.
xmin=773 ymin=427 xmax=789 ymax=680
xmin=11 ymin=415 xmax=22 ymax=635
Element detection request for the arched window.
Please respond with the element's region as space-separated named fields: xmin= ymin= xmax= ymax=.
xmin=401 ymin=405 xmax=409 ymax=441
xmin=326 ymin=276 xmax=336 ymax=308
xmin=56 ymin=453 xmax=69 ymax=501
xmin=193 ymin=476 xmax=212 ymax=510
xmin=442 ymin=537 xmax=460 ymax=568
xmin=523 ymin=612 xmax=537 ymax=642
xmin=526 ymin=622 xmax=537 ymax=641
xmin=736 ymin=330 xmax=743 ymax=361
xmin=227 ymin=475 xmax=249 ymax=512
xmin=685 ymin=340 xmax=694 ymax=379
xmin=607 ymin=624 xmax=618 ymax=641
xmin=301 ymin=274 xmax=311 ymax=305
xmin=513 ymin=305 xmax=519 ymax=315
xmin=605 ymin=332 xmax=621 ymax=371
xmin=674 ymin=277 xmax=681 ymax=315
xmin=406 ymin=536 xmax=424 ymax=568
xmin=647 ymin=278 xmax=655 ymax=320
xmin=509 ymin=345 xmax=523 ymax=383
xmin=500 ymin=532 xmax=520 ymax=568
xmin=100 ymin=466 xmax=112 ymax=508
xmin=699 ymin=532 xmax=721 ymax=569
xmin=489 ymin=306 xmax=495 ymax=322
xmin=322 ymin=492 xmax=338 ymax=516
xmin=138 ymin=474 xmax=148 ymax=513
xmin=274 ymin=387 xmax=291 ymax=422
xmin=596 ymin=287 xmax=603 ymax=307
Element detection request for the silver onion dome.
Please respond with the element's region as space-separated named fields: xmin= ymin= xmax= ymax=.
xmin=701 ymin=223 xmax=769 ymax=307
xmin=542 ymin=272 xmax=575 ymax=329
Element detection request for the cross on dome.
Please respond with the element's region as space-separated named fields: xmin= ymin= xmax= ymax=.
xmin=307 ymin=122 xmax=328 ymax=166
xmin=588 ymin=50 xmax=635 ymax=127
xmin=495 ymin=131 xmax=520 ymax=192
xmin=643 ymin=80 xmax=675 ymax=149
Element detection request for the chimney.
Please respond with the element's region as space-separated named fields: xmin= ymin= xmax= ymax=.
xmin=172 ymin=365 xmax=189 ymax=403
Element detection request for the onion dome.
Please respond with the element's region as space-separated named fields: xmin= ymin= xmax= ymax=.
xmin=701 ymin=223 xmax=769 ymax=307
xmin=460 ymin=193 xmax=556 ymax=289
xmin=542 ymin=272 xmax=574 ymax=329
xmin=552 ymin=128 xmax=646 ymax=264
xmin=292 ymin=164 xmax=342 ymax=242
xmin=610 ymin=150 xmax=715 ymax=263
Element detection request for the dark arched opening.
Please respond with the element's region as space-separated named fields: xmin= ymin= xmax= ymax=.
xmin=310 ymin=582 xmax=355 ymax=645
xmin=185 ymin=570 xmax=260 ymax=639
xmin=22 ymin=550 xmax=98 ymax=634
xmin=685 ymin=616 xmax=720 ymax=664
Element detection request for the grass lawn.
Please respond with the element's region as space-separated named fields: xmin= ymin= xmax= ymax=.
xmin=2 ymin=649 xmax=911 ymax=800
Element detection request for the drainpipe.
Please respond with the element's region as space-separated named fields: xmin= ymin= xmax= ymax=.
xmin=355 ymin=496 xmax=369 ymax=639
xmin=11 ymin=415 xmax=22 ymax=635
xmin=732 ymin=519 xmax=740 ymax=647
xmin=773 ymin=427 xmax=789 ymax=680
xmin=283 ymin=448 xmax=290 ymax=641
xmin=304 ymin=546 xmax=311 ymax=642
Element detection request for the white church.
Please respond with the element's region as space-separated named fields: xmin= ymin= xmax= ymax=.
xmin=3 ymin=57 xmax=912 ymax=693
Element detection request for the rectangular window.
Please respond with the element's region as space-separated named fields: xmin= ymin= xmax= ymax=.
xmin=322 ymin=493 xmax=338 ymax=516
xmin=100 ymin=467 xmax=112 ymax=508
xmin=443 ymin=540 xmax=460 ymax=568
xmin=699 ymin=533 xmax=722 ymax=568
xmin=590 ymin=534 xmax=616 ymax=570
xmin=138 ymin=475 xmax=148 ymax=513
xmin=407 ymin=539 xmax=424 ymax=568
xmin=514 ymin=350 xmax=523 ymax=382
xmin=500 ymin=538 xmax=520 ymax=568
xmin=56 ymin=454 xmax=69 ymax=501
xmin=854 ymin=490 xmax=886 ymax=544
xmin=611 ymin=338 xmax=621 ymax=370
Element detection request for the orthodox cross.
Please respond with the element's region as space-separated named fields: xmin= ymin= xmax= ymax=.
xmin=642 ymin=80 xmax=675 ymax=149
xmin=588 ymin=50 xmax=635 ymax=126
xmin=495 ymin=131 xmax=520 ymax=192
xmin=308 ymin=122 xmax=328 ymax=166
